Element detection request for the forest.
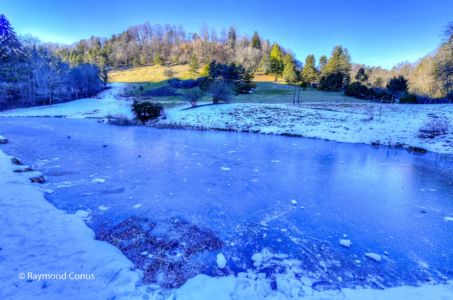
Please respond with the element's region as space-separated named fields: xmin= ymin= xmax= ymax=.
xmin=1 ymin=14 xmax=452 ymax=109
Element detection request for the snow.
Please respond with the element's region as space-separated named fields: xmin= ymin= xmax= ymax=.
xmin=0 ymin=135 xmax=7 ymax=144
xmin=365 ymin=253 xmax=382 ymax=262
xmin=175 ymin=274 xmax=453 ymax=300
xmin=290 ymin=199 xmax=298 ymax=205
xmin=0 ymin=150 xmax=146 ymax=300
xmin=339 ymin=239 xmax=352 ymax=248
xmin=0 ymin=83 xmax=134 ymax=119
xmin=216 ymin=253 xmax=227 ymax=269
xmin=161 ymin=103 xmax=453 ymax=154
xmin=444 ymin=216 xmax=453 ymax=222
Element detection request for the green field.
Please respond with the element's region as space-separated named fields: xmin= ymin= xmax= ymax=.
xmin=110 ymin=65 xmax=368 ymax=106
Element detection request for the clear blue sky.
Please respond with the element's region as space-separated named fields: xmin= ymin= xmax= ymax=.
xmin=2 ymin=0 xmax=452 ymax=69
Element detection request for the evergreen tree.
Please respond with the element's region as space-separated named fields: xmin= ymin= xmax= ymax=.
xmin=270 ymin=43 xmax=284 ymax=80
xmin=355 ymin=67 xmax=368 ymax=82
xmin=387 ymin=75 xmax=408 ymax=100
xmin=324 ymin=45 xmax=351 ymax=76
xmin=319 ymin=55 xmax=328 ymax=74
xmin=0 ymin=14 xmax=21 ymax=61
xmin=153 ymin=53 xmax=163 ymax=66
xmin=282 ymin=54 xmax=297 ymax=83
xmin=252 ymin=31 xmax=261 ymax=50
xmin=227 ymin=26 xmax=237 ymax=50
xmin=301 ymin=54 xmax=319 ymax=85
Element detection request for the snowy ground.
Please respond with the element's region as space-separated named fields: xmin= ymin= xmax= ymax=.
xmin=0 ymin=83 xmax=133 ymax=119
xmin=0 ymin=150 xmax=149 ymax=300
xmin=161 ymin=103 xmax=453 ymax=154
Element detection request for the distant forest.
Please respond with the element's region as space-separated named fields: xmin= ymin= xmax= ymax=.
xmin=1 ymin=15 xmax=452 ymax=109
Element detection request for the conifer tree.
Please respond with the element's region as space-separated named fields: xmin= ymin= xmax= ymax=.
xmin=270 ymin=43 xmax=284 ymax=80
xmin=282 ymin=54 xmax=297 ymax=83
xmin=252 ymin=31 xmax=261 ymax=50
xmin=301 ymin=54 xmax=319 ymax=84
xmin=0 ymin=14 xmax=21 ymax=61
xmin=319 ymin=55 xmax=328 ymax=75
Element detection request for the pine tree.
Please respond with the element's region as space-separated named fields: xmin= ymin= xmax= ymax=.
xmin=301 ymin=54 xmax=319 ymax=84
xmin=270 ymin=43 xmax=284 ymax=80
xmin=227 ymin=26 xmax=237 ymax=50
xmin=324 ymin=46 xmax=351 ymax=76
xmin=282 ymin=54 xmax=297 ymax=83
xmin=355 ymin=67 xmax=368 ymax=82
xmin=252 ymin=31 xmax=261 ymax=50
xmin=0 ymin=14 xmax=21 ymax=61
xmin=319 ymin=55 xmax=328 ymax=74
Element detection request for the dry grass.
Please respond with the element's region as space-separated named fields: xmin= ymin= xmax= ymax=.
xmin=109 ymin=64 xmax=196 ymax=83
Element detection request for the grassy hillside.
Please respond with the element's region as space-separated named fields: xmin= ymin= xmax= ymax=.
xmin=109 ymin=65 xmax=368 ymax=105
xmin=109 ymin=65 xmax=196 ymax=83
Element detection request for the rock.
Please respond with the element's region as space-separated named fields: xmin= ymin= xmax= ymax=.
xmin=365 ymin=252 xmax=382 ymax=262
xmin=30 ymin=176 xmax=46 ymax=184
xmin=216 ymin=253 xmax=227 ymax=269
xmin=102 ymin=144 xmax=108 ymax=148
xmin=11 ymin=157 xmax=22 ymax=165
xmin=13 ymin=166 xmax=33 ymax=173
xmin=67 ymin=136 xmax=71 ymax=139
xmin=339 ymin=239 xmax=352 ymax=248
xmin=0 ymin=136 xmax=8 ymax=144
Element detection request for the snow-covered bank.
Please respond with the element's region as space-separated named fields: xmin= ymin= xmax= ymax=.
xmin=0 ymin=83 xmax=133 ymax=119
xmin=176 ymin=274 xmax=453 ymax=300
xmin=0 ymin=150 xmax=146 ymax=300
xmin=161 ymin=103 xmax=453 ymax=154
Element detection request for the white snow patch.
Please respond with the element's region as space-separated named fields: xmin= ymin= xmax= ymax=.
xmin=444 ymin=216 xmax=453 ymax=222
xmin=340 ymin=239 xmax=352 ymax=248
xmin=216 ymin=253 xmax=227 ymax=269
xmin=0 ymin=135 xmax=7 ymax=144
xmin=220 ymin=166 xmax=231 ymax=171
xmin=365 ymin=252 xmax=382 ymax=262
xmin=133 ymin=203 xmax=142 ymax=209
xmin=98 ymin=205 xmax=109 ymax=211
xmin=0 ymin=83 xmax=134 ymax=119
xmin=92 ymin=178 xmax=105 ymax=183
xmin=290 ymin=199 xmax=298 ymax=205
xmin=161 ymin=103 xmax=453 ymax=154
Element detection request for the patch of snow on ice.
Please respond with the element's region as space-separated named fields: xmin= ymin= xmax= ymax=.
xmin=216 ymin=253 xmax=227 ymax=269
xmin=365 ymin=252 xmax=382 ymax=262
xmin=220 ymin=166 xmax=231 ymax=171
xmin=444 ymin=216 xmax=453 ymax=222
xmin=340 ymin=239 xmax=352 ymax=248
xmin=92 ymin=178 xmax=105 ymax=183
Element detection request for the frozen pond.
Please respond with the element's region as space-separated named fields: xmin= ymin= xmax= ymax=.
xmin=1 ymin=117 xmax=452 ymax=289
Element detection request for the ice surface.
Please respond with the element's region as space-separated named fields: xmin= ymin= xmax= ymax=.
xmin=1 ymin=117 xmax=453 ymax=298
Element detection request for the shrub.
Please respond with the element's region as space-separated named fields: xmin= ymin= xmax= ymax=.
xmin=418 ymin=117 xmax=449 ymax=138
xmin=209 ymin=80 xmax=233 ymax=103
xmin=163 ymin=68 xmax=175 ymax=79
xmin=183 ymin=88 xmax=203 ymax=107
xmin=132 ymin=100 xmax=163 ymax=123
xmin=319 ymin=72 xmax=349 ymax=91
xmin=345 ymin=82 xmax=370 ymax=99
xmin=399 ymin=93 xmax=418 ymax=104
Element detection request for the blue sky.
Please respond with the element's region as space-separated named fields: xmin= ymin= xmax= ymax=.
xmin=2 ymin=0 xmax=452 ymax=68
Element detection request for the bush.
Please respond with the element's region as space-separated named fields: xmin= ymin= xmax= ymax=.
xmin=399 ymin=93 xmax=418 ymax=104
xmin=345 ymin=82 xmax=370 ymax=99
xmin=209 ymin=81 xmax=233 ymax=103
xmin=319 ymin=72 xmax=349 ymax=91
xmin=168 ymin=78 xmax=203 ymax=89
xmin=183 ymin=88 xmax=203 ymax=107
xmin=418 ymin=117 xmax=449 ymax=138
xmin=132 ymin=100 xmax=163 ymax=123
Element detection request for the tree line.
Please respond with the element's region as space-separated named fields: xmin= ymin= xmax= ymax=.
xmin=0 ymin=15 xmax=104 ymax=110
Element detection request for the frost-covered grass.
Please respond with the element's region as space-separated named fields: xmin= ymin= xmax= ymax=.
xmin=160 ymin=102 xmax=453 ymax=154
xmin=0 ymin=83 xmax=133 ymax=119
